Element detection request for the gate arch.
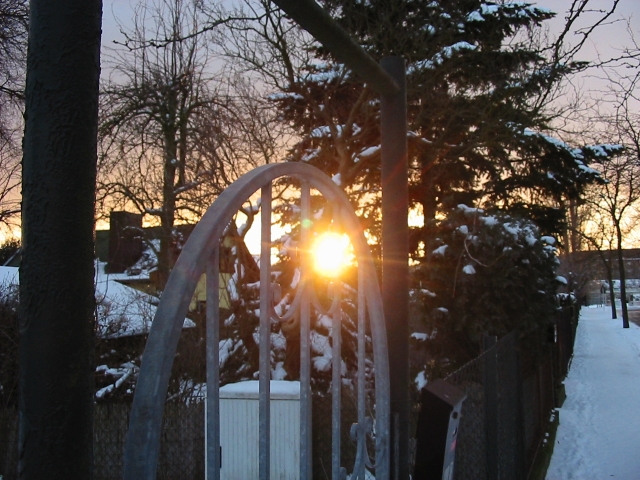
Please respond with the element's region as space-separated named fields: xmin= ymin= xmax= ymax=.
xmin=123 ymin=162 xmax=390 ymax=479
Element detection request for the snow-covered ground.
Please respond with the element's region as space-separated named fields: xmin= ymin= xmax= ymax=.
xmin=546 ymin=306 xmax=640 ymax=480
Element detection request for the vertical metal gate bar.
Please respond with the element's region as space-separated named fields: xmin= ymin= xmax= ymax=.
xmin=259 ymin=183 xmax=272 ymax=480
xmin=331 ymin=294 xmax=342 ymax=479
xmin=356 ymin=262 xmax=366 ymax=479
xmin=206 ymin=245 xmax=221 ymax=480
xmin=300 ymin=181 xmax=312 ymax=480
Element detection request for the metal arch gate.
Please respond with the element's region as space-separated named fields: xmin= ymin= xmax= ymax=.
xmin=123 ymin=162 xmax=390 ymax=480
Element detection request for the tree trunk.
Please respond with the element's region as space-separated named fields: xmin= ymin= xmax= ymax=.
xmin=598 ymin=250 xmax=617 ymax=319
xmin=568 ymin=198 xmax=580 ymax=253
xmin=157 ymin=129 xmax=178 ymax=290
xmin=616 ymin=226 xmax=630 ymax=328
xmin=606 ymin=265 xmax=617 ymax=320
xmin=157 ymin=219 xmax=174 ymax=290
xmin=19 ymin=1 xmax=101 ymax=479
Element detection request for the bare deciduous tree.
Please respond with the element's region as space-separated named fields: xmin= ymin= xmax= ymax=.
xmin=99 ymin=0 xmax=277 ymax=287
xmin=0 ymin=0 xmax=27 ymax=228
xmin=566 ymin=43 xmax=640 ymax=326
xmin=584 ymin=152 xmax=639 ymax=327
xmin=0 ymin=0 xmax=27 ymax=100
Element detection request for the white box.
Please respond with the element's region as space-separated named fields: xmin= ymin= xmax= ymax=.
xmin=212 ymin=380 xmax=300 ymax=480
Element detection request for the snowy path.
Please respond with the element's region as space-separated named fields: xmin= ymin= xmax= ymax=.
xmin=546 ymin=306 xmax=640 ymax=480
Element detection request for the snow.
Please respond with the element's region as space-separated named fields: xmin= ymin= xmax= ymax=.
xmin=302 ymin=66 xmax=344 ymax=85
xmin=457 ymin=204 xmax=484 ymax=215
xmin=415 ymin=371 xmax=428 ymax=390
xmin=358 ymin=145 xmax=380 ymax=158
xmin=524 ymin=231 xmax=537 ymax=246
xmin=309 ymin=124 xmax=354 ymax=141
xmin=481 ymin=215 xmax=498 ymax=226
xmin=311 ymin=331 xmax=333 ymax=372
xmin=462 ymin=264 xmax=476 ymax=275
xmin=441 ymin=41 xmax=476 ymax=58
xmin=271 ymin=332 xmax=286 ymax=350
xmin=546 ymin=306 xmax=640 ymax=479
xmin=420 ymin=288 xmax=436 ymax=297
xmin=318 ymin=314 xmax=333 ymax=329
xmin=421 ymin=24 xmax=436 ymax=35
xmin=219 ymin=338 xmax=234 ymax=367
xmin=576 ymin=163 xmax=600 ymax=176
xmin=301 ymin=149 xmax=319 ymax=162
xmin=583 ymin=144 xmax=623 ymax=157
xmin=267 ymin=92 xmax=304 ymax=101
xmin=96 ymin=364 xmax=136 ymax=399
xmin=310 ymin=125 xmax=333 ymax=138
xmin=481 ymin=4 xmax=500 ymax=15
xmin=467 ymin=11 xmax=484 ymax=22
xmin=432 ymin=245 xmax=448 ymax=256
xmin=227 ymin=274 xmax=240 ymax=301
xmin=503 ymin=223 xmax=520 ymax=237
xmin=0 ymin=266 xmax=17 ymax=285
xmin=94 ymin=261 xmax=195 ymax=338
xmin=313 ymin=356 xmax=332 ymax=372
xmin=516 ymin=125 xmax=620 ymax=176
xmin=224 ymin=313 xmax=236 ymax=327
xmin=411 ymin=333 xmax=429 ymax=341
xmin=555 ymin=275 xmax=568 ymax=285
xmin=271 ymin=362 xmax=287 ymax=381
xmin=409 ymin=42 xmax=477 ymax=72
xmin=290 ymin=267 xmax=301 ymax=289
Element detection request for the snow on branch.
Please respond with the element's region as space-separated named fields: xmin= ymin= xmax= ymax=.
xmin=408 ymin=41 xmax=477 ymax=72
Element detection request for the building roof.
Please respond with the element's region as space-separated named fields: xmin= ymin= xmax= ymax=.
xmin=0 ymin=262 xmax=194 ymax=339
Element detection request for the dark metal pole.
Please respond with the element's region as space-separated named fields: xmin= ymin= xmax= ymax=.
xmin=380 ymin=56 xmax=410 ymax=479
xmin=270 ymin=0 xmax=399 ymax=97
xmin=19 ymin=0 xmax=102 ymax=478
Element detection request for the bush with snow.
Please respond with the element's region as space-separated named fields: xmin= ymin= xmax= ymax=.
xmin=412 ymin=205 xmax=563 ymax=377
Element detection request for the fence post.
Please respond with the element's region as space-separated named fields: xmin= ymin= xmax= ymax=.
xmin=483 ymin=335 xmax=498 ymax=480
xmin=503 ymin=336 xmax=526 ymax=480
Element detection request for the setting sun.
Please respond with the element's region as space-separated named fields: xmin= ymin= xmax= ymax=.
xmin=311 ymin=232 xmax=353 ymax=278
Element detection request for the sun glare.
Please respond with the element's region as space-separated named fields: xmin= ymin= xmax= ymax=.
xmin=311 ymin=232 xmax=353 ymax=278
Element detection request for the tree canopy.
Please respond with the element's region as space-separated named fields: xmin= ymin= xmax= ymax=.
xmin=241 ymin=0 xmax=619 ymax=247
